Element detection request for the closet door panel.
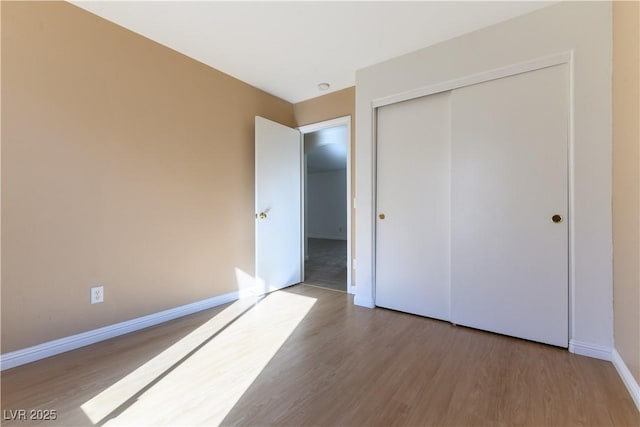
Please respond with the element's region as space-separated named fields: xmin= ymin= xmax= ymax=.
xmin=375 ymin=92 xmax=451 ymax=320
xmin=451 ymin=65 xmax=569 ymax=347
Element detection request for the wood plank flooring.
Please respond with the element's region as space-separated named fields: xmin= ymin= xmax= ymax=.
xmin=1 ymin=284 xmax=638 ymax=426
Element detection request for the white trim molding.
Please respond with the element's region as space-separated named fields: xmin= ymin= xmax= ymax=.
xmin=298 ymin=115 xmax=355 ymax=294
xmin=298 ymin=116 xmax=351 ymax=135
xmin=354 ymin=294 xmax=374 ymax=309
xmin=612 ymin=349 xmax=640 ymax=412
xmin=0 ymin=289 xmax=242 ymax=371
xmin=372 ymin=52 xmax=572 ymax=109
xmin=569 ymin=339 xmax=612 ymax=361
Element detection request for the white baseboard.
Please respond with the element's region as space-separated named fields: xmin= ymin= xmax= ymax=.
xmin=612 ymin=349 xmax=640 ymax=412
xmin=307 ymin=235 xmax=347 ymax=241
xmin=354 ymin=293 xmax=375 ymax=308
xmin=568 ymin=339 xmax=612 ymax=361
xmin=0 ymin=289 xmax=242 ymax=371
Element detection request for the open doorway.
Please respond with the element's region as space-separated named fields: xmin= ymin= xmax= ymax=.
xmin=300 ymin=117 xmax=351 ymax=293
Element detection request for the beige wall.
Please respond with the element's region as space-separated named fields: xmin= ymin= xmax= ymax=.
xmin=294 ymin=87 xmax=356 ymax=284
xmin=612 ymin=0 xmax=640 ymax=384
xmin=1 ymin=1 xmax=295 ymax=353
xmin=294 ymin=87 xmax=355 ymax=128
xmin=0 ymin=0 xmax=4 ymax=339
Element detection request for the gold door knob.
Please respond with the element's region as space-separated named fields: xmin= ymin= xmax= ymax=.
xmin=551 ymin=214 xmax=562 ymax=223
xmin=258 ymin=212 xmax=267 ymax=219
xmin=378 ymin=213 xmax=385 ymax=220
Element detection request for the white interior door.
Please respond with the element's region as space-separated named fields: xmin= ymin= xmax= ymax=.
xmin=255 ymin=116 xmax=302 ymax=293
xmin=375 ymin=92 xmax=451 ymax=320
xmin=450 ymin=65 xmax=569 ymax=347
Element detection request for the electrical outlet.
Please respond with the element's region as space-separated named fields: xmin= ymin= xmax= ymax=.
xmin=91 ymin=286 xmax=104 ymax=304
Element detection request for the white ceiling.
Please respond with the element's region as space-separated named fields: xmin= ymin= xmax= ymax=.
xmin=305 ymin=126 xmax=348 ymax=173
xmin=70 ymin=1 xmax=556 ymax=104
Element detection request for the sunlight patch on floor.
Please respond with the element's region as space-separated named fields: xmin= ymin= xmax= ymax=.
xmin=81 ymin=291 xmax=316 ymax=426
xmin=80 ymin=296 xmax=260 ymax=423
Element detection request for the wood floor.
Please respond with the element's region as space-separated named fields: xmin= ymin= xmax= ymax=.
xmin=1 ymin=285 xmax=638 ymax=426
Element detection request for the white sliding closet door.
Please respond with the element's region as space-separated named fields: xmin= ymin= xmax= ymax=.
xmin=376 ymin=92 xmax=451 ymax=320
xmin=450 ymin=65 xmax=569 ymax=347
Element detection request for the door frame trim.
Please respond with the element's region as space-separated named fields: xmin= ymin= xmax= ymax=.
xmin=366 ymin=51 xmax=575 ymax=341
xmin=372 ymin=51 xmax=571 ymax=108
xmin=298 ymin=116 xmax=354 ymax=294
